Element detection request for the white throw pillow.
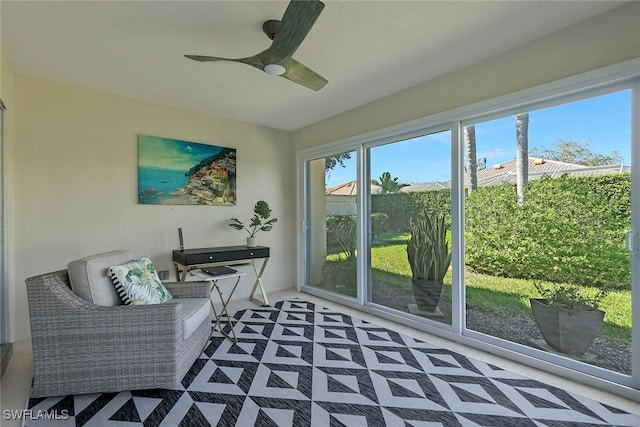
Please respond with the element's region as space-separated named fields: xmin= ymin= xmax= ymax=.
xmin=109 ymin=256 xmax=172 ymax=305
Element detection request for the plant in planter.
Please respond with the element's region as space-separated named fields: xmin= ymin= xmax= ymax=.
xmin=406 ymin=209 xmax=452 ymax=312
xmin=530 ymin=280 xmax=608 ymax=355
xmin=229 ymin=200 xmax=277 ymax=247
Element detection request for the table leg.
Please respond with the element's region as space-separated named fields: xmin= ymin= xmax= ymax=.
xmin=173 ymin=263 xmax=181 ymax=282
xmin=249 ymin=258 xmax=270 ymax=306
xmin=202 ymin=281 xmax=216 ymax=353
xmin=173 ymin=262 xmax=190 ymax=282
xmin=210 ymin=275 xmax=242 ymax=344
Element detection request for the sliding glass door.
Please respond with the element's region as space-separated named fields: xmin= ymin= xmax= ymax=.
xmin=299 ymin=69 xmax=640 ymax=393
xmin=368 ymin=130 xmax=453 ymax=326
xmin=304 ymin=150 xmax=359 ymax=299
xmin=463 ymin=89 xmax=633 ymax=378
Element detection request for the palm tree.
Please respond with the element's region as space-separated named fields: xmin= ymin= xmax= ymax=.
xmin=515 ymin=113 xmax=529 ymax=205
xmin=464 ymin=125 xmax=478 ymax=192
xmin=379 ymin=171 xmax=405 ymax=193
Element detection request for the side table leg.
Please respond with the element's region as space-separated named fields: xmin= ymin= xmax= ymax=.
xmin=212 ymin=276 xmax=241 ymax=343
xmin=202 ymin=281 xmax=217 ymax=353
xmin=249 ymin=258 xmax=270 ymax=306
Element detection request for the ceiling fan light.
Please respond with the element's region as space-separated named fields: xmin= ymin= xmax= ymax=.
xmin=264 ymin=63 xmax=286 ymax=76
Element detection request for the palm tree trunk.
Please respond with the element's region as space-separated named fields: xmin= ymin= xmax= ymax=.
xmin=464 ymin=125 xmax=478 ymax=192
xmin=515 ymin=113 xmax=529 ymax=205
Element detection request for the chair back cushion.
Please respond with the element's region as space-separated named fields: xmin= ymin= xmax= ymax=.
xmin=68 ymin=250 xmax=135 ymax=306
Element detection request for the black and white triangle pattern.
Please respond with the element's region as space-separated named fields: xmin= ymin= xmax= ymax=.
xmin=26 ymin=300 xmax=638 ymax=426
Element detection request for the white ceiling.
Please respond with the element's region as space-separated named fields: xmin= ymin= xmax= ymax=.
xmin=0 ymin=1 xmax=625 ymax=131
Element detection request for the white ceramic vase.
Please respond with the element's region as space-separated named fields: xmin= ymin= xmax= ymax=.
xmin=246 ymin=236 xmax=258 ymax=247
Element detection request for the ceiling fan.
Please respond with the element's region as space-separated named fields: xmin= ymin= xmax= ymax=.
xmin=185 ymin=0 xmax=327 ymax=91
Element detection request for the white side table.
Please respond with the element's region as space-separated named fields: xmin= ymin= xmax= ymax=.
xmin=191 ymin=268 xmax=246 ymax=344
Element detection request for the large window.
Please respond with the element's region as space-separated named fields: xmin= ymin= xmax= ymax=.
xmin=463 ymin=90 xmax=632 ymax=376
xmin=299 ymin=62 xmax=640 ymax=394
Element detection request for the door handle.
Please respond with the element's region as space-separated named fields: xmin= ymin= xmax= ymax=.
xmin=625 ymin=230 xmax=637 ymax=252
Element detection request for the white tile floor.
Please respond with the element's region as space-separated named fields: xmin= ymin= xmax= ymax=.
xmin=2 ymin=289 xmax=640 ymax=427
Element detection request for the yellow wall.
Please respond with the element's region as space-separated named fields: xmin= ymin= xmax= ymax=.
xmin=8 ymin=75 xmax=294 ymax=342
xmin=293 ymin=2 xmax=640 ymax=149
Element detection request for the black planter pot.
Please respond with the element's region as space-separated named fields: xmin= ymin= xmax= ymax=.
xmin=530 ymin=298 xmax=605 ymax=356
xmin=411 ymin=279 xmax=443 ymax=312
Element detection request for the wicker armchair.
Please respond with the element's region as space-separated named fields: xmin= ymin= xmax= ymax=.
xmin=25 ymin=269 xmax=212 ymax=397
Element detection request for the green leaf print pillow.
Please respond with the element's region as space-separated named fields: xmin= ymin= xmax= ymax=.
xmin=109 ymin=256 xmax=172 ymax=305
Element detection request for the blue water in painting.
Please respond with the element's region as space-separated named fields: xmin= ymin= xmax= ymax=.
xmin=138 ymin=166 xmax=188 ymax=204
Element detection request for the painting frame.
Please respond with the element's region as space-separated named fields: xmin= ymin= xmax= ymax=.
xmin=138 ymin=134 xmax=237 ymax=206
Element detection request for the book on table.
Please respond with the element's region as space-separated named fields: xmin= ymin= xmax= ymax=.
xmin=201 ymin=266 xmax=238 ymax=276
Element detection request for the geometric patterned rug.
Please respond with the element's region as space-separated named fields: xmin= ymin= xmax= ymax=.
xmin=25 ymin=300 xmax=638 ymax=426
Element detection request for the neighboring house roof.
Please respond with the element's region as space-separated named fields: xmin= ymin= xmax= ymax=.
xmin=327 ymin=159 xmax=630 ymax=195
xmin=325 ymin=180 xmax=382 ymax=195
xmin=400 ymin=181 xmax=451 ymax=192
xmin=472 ymin=158 xmax=629 ymax=187
xmin=476 ymin=158 xmax=580 ymax=183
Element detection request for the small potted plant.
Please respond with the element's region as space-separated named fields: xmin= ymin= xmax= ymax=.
xmin=229 ymin=200 xmax=277 ymax=247
xmin=531 ymin=279 xmax=608 ymax=355
xmin=406 ymin=209 xmax=452 ymax=312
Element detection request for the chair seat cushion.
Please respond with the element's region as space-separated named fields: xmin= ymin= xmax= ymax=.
xmin=68 ymin=250 xmax=135 ymax=306
xmin=179 ymin=298 xmax=211 ymax=339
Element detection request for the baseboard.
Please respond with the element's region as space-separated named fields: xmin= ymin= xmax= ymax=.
xmin=0 ymin=343 xmax=13 ymax=378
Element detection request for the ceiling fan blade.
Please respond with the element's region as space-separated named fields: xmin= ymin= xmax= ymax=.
xmin=280 ymin=57 xmax=327 ymax=91
xmin=261 ymin=0 xmax=325 ymax=64
xmin=184 ymin=55 xmax=227 ymax=62
xmin=185 ymin=54 xmax=264 ymax=69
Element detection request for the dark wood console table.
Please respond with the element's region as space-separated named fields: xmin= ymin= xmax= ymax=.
xmin=172 ymin=245 xmax=270 ymax=306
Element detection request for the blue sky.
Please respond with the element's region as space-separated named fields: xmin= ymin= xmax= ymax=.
xmin=138 ymin=134 xmax=224 ymax=170
xmin=326 ymin=90 xmax=632 ymax=187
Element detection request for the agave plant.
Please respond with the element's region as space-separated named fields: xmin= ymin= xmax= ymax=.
xmin=406 ymin=209 xmax=451 ymax=282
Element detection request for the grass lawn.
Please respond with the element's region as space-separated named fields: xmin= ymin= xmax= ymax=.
xmin=329 ymin=232 xmax=631 ymax=340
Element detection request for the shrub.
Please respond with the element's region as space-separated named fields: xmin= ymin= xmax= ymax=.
xmin=326 ymin=212 xmax=389 ymax=256
xmin=326 ymin=214 xmax=357 ymax=259
xmin=371 ymin=212 xmax=389 ymax=238
xmin=321 ymin=259 xmax=357 ymax=296
xmin=465 ymin=174 xmax=630 ymax=290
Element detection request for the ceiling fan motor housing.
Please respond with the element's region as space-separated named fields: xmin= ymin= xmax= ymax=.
xmin=263 ymin=20 xmax=281 ymax=40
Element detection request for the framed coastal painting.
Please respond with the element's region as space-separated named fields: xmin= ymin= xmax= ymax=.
xmin=138 ymin=134 xmax=236 ymax=206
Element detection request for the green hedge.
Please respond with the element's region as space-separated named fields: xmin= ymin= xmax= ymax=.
xmin=371 ymin=174 xmax=631 ymax=290
xmin=371 ymin=190 xmax=451 ymax=232
xmin=466 ymin=175 xmax=630 ymax=290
